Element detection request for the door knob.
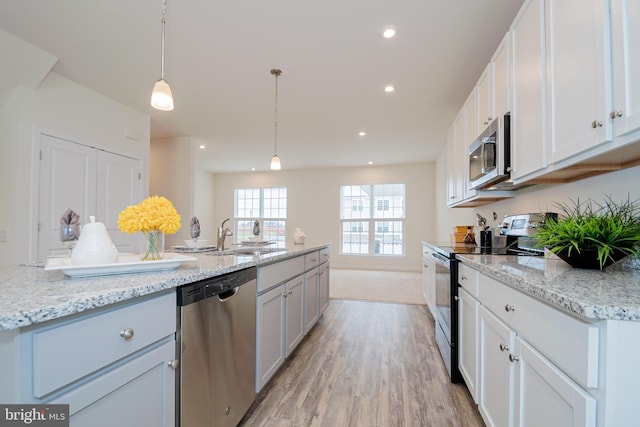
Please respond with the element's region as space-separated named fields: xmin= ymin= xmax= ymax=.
xmin=610 ymin=110 xmax=623 ymax=119
xmin=591 ymin=120 xmax=603 ymax=128
xmin=120 ymin=328 xmax=135 ymax=341
xmin=509 ymin=354 xmax=520 ymax=363
xmin=167 ymin=359 xmax=179 ymax=370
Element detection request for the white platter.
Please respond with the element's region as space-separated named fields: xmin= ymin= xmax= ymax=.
xmin=44 ymin=253 xmax=198 ymax=278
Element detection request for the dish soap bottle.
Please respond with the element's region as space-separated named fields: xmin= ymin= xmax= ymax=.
xmin=463 ymin=226 xmax=476 ymax=245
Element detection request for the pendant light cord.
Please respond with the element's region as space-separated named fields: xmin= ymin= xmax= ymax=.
xmin=273 ymin=69 xmax=280 ymax=156
xmin=160 ymin=0 xmax=167 ymax=80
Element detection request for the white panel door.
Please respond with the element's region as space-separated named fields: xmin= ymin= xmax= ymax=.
xmin=546 ymin=0 xmax=612 ymax=163
xmin=611 ymin=0 xmax=640 ymax=137
xmin=511 ymin=0 xmax=547 ymax=180
xmin=304 ymin=267 xmax=319 ymax=334
xmin=96 ymin=150 xmax=141 ymax=253
xmin=38 ymin=134 xmax=97 ymax=260
xmin=458 ymin=287 xmax=480 ymax=403
xmin=513 ymin=337 xmax=596 ymax=427
xmin=285 ymin=275 xmax=305 ymax=357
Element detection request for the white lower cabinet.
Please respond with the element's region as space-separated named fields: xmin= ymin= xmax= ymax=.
xmin=304 ymin=267 xmax=320 ymax=334
xmin=256 ymin=274 xmax=304 ymax=392
xmin=463 ymin=262 xmax=598 ymax=427
xmin=318 ymin=262 xmax=330 ymax=314
xmin=458 ymin=287 xmax=480 ymax=403
xmin=479 ymin=306 xmax=516 ymax=427
xmin=513 ymin=337 xmax=596 ymax=427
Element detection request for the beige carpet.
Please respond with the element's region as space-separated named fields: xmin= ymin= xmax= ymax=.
xmin=329 ymin=268 xmax=426 ymax=305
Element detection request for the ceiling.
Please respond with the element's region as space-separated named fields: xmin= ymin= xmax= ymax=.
xmin=0 ymin=0 xmax=524 ymax=173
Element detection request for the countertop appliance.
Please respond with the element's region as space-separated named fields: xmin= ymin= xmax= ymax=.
xmin=468 ymin=113 xmax=510 ymax=190
xmin=177 ymin=267 xmax=257 ymax=427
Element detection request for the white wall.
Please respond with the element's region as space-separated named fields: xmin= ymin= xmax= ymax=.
xmin=212 ymin=163 xmax=434 ymax=272
xmin=0 ymin=39 xmax=150 ymax=266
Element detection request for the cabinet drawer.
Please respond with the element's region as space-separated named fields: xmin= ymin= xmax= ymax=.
xmin=305 ymin=251 xmax=320 ymax=271
xmin=320 ymin=247 xmax=330 ymax=264
xmin=31 ymin=292 xmax=176 ymax=398
xmin=479 ymin=275 xmax=599 ymax=388
xmin=257 ymin=255 xmax=305 ymax=293
xmin=458 ymin=262 xmax=479 ymax=297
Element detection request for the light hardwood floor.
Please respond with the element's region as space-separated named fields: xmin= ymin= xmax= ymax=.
xmin=241 ymin=299 xmax=484 ymax=426
xmin=329 ymin=269 xmax=426 ymax=306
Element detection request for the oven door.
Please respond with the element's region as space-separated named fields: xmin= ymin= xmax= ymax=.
xmin=432 ymin=250 xmax=461 ymax=382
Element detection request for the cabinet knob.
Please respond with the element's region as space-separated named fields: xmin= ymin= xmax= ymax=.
xmin=283 ymin=293 xmax=288 ymax=298
xmin=610 ymin=110 xmax=623 ymax=119
xmin=499 ymin=343 xmax=509 ymax=352
xmin=454 ymin=296 xmax=460 ymax=301
xmin=120 ymin=328 xmax=134 ymax=341
xmin=509 ymin=354 xmax=520 ymax=363
xmin=167 ymin=359 xmax=179 ymax=370
xmin=504 ymin=304 xmax=515 ymax=312
xmin=461 ymin=275 xmax=468 ymax=280
xmin=591 ymin=120 xmax=603 ymax=128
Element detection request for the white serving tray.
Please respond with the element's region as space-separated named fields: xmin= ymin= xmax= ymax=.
xmin=44 ymin=252 xmax=197 ymax=278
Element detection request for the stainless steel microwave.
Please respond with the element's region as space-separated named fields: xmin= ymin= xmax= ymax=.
xmin=468 ymin=113 xmax=511 ymax=190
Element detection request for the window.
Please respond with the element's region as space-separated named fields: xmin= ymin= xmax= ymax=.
xmin=234 ymin=187 xmax=287 ymax=246
xmin=340 ymin=184 xmax=405 ymax=255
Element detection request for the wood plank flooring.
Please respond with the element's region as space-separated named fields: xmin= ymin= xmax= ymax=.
xmin=240 ymin=300 xmax=484 ymax=427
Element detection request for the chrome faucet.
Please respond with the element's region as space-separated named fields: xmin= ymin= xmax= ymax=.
xmin=217 ymin=218 xmax=233 ymax=250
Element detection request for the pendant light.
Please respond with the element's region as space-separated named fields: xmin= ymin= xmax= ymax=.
xmin=151 ymin=0 xmax=174 ymax=111
xmin=270 ymin=69 xmax=282 ymax=170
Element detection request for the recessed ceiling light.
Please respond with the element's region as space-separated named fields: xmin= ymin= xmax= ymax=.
xmin=368 ymin=161 xmax=374 ymax=165
xmin=382 ymin=27 xmax=396 ymax=39
xmin=199 ymin=144 xmax=206 ymax=149
xmin=251 ymin=167 xmax=256 ymax=171
xmin=358 ymin=131 xmax=366 ymax=136
xmin=384 ymin=85 xmax=395 ymax=93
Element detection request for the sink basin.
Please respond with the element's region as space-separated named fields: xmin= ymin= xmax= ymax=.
xmin=206 ymin=247 xmax=282 ymax=256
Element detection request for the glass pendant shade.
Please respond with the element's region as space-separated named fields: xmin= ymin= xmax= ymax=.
xmin=151 ymin=79 xmax=174 ymax=111
xmin=270 ymin=154 xmax=282 ymax=170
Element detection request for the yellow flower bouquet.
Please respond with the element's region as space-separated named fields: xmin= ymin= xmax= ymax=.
xmin=118 ymin=196 xmax=181 ymax=260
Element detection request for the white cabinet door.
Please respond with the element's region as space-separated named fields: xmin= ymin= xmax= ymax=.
xmin=458 ymin=287 xmax=480 ymax=403
xmin=511 ymin=0 xmax=547 ymax=181
xmin=318 ymin=262 xmax=330 ymax=314
xmin=546 ymin=0 xmax=612 ymax=163
xmin=477 ymin=64 xmax=494 ymax=131
xmin=285 ymin=275 xmax=305 ymax=357
xmin=463 ymin=90 xmax=479 ymax=199
xmin=256 ymin=284 xmax=285 ymax=392
xmin=304 ymin=267 xmax=319 ymax=334
xmin=479 ymin=306 xmax=516 ymax=427
xmin=422 ymin=254 xmax=437 ymax=319
xmin=446 ymin=118 xmax=462 ymax=206
xmin=96 ymin=150 xmax=141 ymax=253
xmin=492 ymin=32 xmax=511 ymax=118
xmin=513 ymin=337 xmax=596 ymax=427
xmin=38 ymin=134 xmax=97 ymax=260
xmin=611 ymin=0 xmax=640 ymax=138
xmin=53 ymin=340 xmax=176 ymax=427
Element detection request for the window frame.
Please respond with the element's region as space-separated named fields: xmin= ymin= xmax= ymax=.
xmin=234 ymin=187 xmax=287 ymax=246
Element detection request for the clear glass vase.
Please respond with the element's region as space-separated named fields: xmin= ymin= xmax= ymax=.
xmin=141 ymin=230 xmax=165 ymax=261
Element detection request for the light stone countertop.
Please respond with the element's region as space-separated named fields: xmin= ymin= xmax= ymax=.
xmin=457 ymin=253 xmax=640 ymax=322
xmin=0 ymin=242 xmax=329 ymax=331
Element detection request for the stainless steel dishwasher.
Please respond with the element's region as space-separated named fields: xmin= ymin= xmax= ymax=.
xmin=177 ymin=267 xmax=257 ymax=427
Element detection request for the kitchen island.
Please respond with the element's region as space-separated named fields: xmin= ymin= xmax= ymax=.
xmin=0 ymin=242 xmax=329 ymax=426
xmin=454 ymin=252 xmax=640 ymax=427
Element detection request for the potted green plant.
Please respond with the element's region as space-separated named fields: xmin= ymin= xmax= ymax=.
xmin=534 ymin=196 xmax=640 ymax=270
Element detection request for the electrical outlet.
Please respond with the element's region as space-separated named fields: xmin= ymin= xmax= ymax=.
xmin=0 ymin=229 xmax=7 ymax=242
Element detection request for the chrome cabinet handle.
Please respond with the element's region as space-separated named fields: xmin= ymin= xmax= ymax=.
xmin=591 ymin=120 xmax=603 ymax=128
xmin=504 ymin=304 xmax=515 ymax=313
xmin=610 ymin=110 xmax=623 ymax=119
xmin=120 ymin=328 xmax=134 ymax=341
xmin=499 ymin=343 xmax=509 ymax=352
xmin=509 ymin=354 xmax=520 ymax=363
xmin=167 ymin=359 xmax=179 ymax=370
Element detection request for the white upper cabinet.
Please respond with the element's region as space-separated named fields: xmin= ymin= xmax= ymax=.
xmin=611 ymin=0 xmax=640 ymax=138
xmin=511 ymin=0 xmax=547 ymax=180
xmin=463 ymin=90 xmax=479 ymax=199
xmin=545 ymin=0 xmax=612 ymax=163
xmin=492 ymin=33 xmax=511 ymax=118
xmin=477 ymin=63 xmax=494 ymax=131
